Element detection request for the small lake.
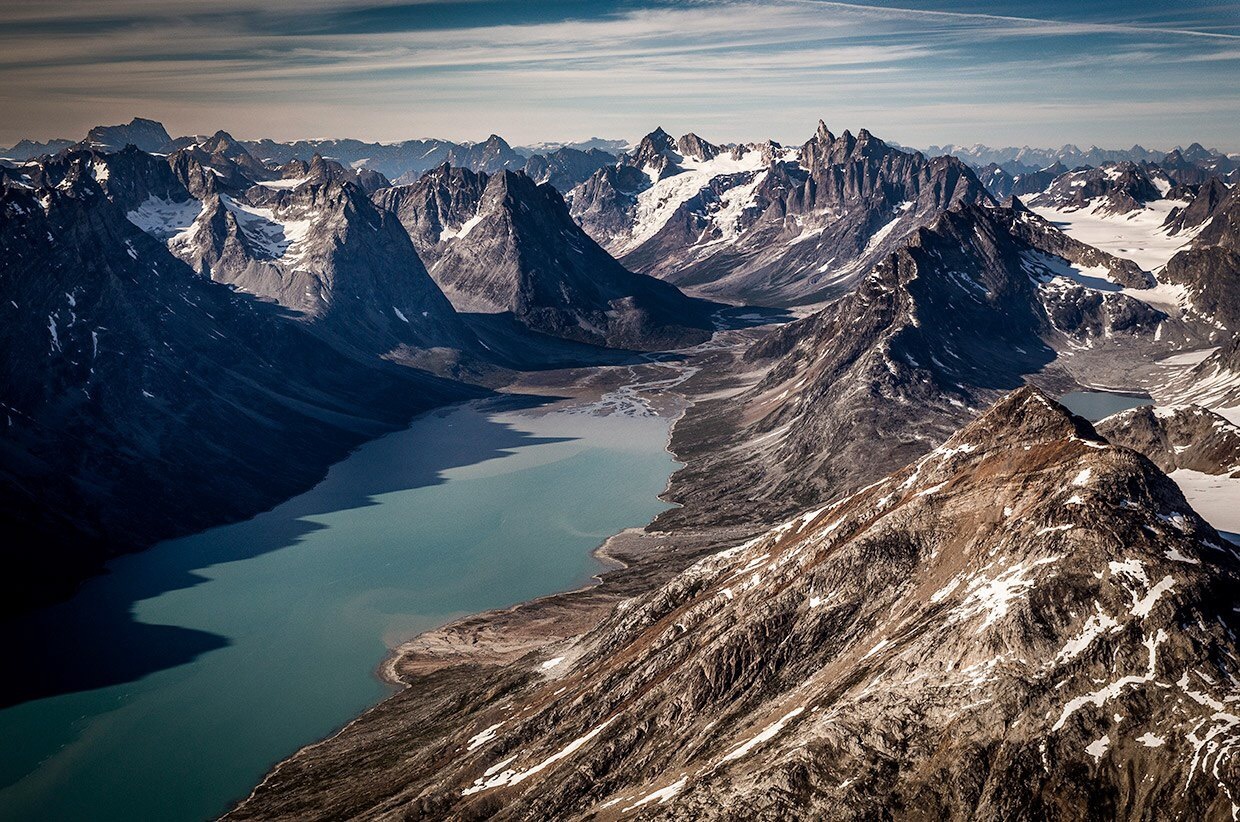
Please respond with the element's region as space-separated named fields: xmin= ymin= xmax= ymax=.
xmin=1058 ymin=389 xmax=1152 ymax=422
xmin=0 ymin=398 xmax=679 ymax=822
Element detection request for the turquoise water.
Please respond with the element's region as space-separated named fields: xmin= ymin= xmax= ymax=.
xmin=0 ymin=400 xmax=678 ymax=821
xmin=1058 ymin=389 xmax=1152 ymax=422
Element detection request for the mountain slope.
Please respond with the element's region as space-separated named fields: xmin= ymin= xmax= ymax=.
xmin=1164 ymin=334 xmax=1240 ymax=415
xmin=1097 ymin=405 xmax=1240 ymax=477
xmin=1159 ymin=183 xmax=1240 ymax=333
xmin=377 ymin=166 xmax=716 ymax=350
xmin=228 ymin=388 xmax=1240 ymax=820
xmin=663 ymin=201 xmax=1163 ymax=527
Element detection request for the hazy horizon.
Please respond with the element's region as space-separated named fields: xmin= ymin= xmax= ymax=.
xmin=6 ymin=113 xmax=1238 ymax=157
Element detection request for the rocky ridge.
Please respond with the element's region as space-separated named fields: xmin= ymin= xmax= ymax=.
xmin=570 ymin=122 xmax=992 ymax=306
xmin=660 ymin=201 xmax=1166 ymax=528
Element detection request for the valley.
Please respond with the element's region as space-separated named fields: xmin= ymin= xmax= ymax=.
xmin=0 ymin=364 xmax=688 ymax=822
xmin=3 ymin=113 xmax=1240 ymax=820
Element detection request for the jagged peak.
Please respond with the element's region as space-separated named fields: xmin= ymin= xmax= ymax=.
xmin=416 ymin=161 xmax=486 ymax=189
xmin=815 ymin=119 xmax=834 ymax=143
xmin=637 ymin=126 xmax=675 ymax=151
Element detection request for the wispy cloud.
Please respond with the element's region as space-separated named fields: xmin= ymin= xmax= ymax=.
xmin=1 ymin=0 xmax=1236 ymax=150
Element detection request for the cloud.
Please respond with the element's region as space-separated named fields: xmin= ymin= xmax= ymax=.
xmin=1 ymin=0 xmax=1236 ymax=150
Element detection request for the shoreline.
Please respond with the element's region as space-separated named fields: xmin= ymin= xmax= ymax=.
xmin=374 ymin=352 xmax=696 ymax=689
xmin=224 ymin=324 xmax=778 ymax=819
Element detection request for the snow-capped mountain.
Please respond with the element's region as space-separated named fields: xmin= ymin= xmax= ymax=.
xmin=48 ymin=145 xmax=477 ymax=359
xmin=375 ymin=164 xmax=716 ymax=350
xmin=4 ymin=119 xmax=626 ymax=197
xmin=1028 ymin=162 xmax=1172 ymax=216
xmin=0 ymin=158 xmax=478 ymax=615
xmin=514 ymin=137 xmax=630 ymax=156
xmin=1016 ymin=166 xmax=1237 ymax=343
xmin=570 ymin=122 xmax=991 ymax=306
xmin=227 ymin=387 xmax=1240 ymax=820
xmin=250 ymin=131 xmax=612 ymax=191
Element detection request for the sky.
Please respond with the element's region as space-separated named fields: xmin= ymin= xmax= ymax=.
xmin=1 ymin=0 xmax=1237 ymax=151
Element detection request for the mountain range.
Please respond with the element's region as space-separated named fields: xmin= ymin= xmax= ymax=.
xmin=1 ymin=118 xmax=619 ymax=194
xmin=917 ymin=140 xmax=1237 ymax=175
xmin=5 ymin=113 xmax=1240 ymax=820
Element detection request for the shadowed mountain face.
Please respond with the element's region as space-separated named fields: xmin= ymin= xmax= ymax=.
xmin=520 ymin=146 xmax=616 ymax=192
xmin=226 ymin=388 xmax=1240 ymax=821
xmin=376 ymin=165 xmax=717 ymax=351
xmin=570 ymin=122 xmax=992 ymax=306
xmin=0 ymin=149 xmax=480 ymax=616
xmin=79 ymin=117 xmax=173 ymax=153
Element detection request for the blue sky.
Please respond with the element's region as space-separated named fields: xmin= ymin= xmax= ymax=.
xmin=1 ymin=0 xmax=1237 ymax=150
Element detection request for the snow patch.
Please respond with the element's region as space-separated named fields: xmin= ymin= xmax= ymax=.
xmin=126 ymin=196 xmax=204 ymax=244
xmin=1085 ymin=735 xmax=1110 ymax=762
xmin=622 ymin=776 xmax=688 ymax=811
xmin=718 ymin=707 xmax=804 ymax=764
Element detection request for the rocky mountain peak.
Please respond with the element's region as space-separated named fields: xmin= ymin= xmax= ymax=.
xmin=814 ymin=118 xmax=834 ymax=143
xmin=628 ymin=127 xmax=678 ymax=167
xmin=954 ymin=384 xmax=1103 ymax=449
xmin=1182 ymin=141 xmax=1212 ymax=161
xmin=201 ymin=129 xmax=244 ymax=152
xmin=643 ymin=126 xmax=673 ymax=146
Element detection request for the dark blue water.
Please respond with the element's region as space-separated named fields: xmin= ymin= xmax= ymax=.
xmin=0 ymin=401 xmax=678 ymax=821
